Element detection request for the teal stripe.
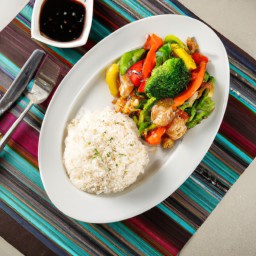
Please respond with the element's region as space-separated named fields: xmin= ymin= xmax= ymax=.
xmin=216 ymin=133 xmax=252 ymax=165
xmin=0 ymin=53 xmax=25 ymax=78
xmin=122 ymin=0 xmax=154 ymax=17
xmin=46 ymin=45 xmax=82 ymax=65
xmin=190 ymin=175 xmax=222 ymax=201
xmin=107 ymin=222 xmax=162 ymax=256
xmin=202 ymin=152 xmax=240 ymax=184
xmin=90 ymin=19 xmax=113 ymax=42
xmin=164 ymin=0 xmax=187 ymax=15
xmin=180 ymin=178 xmax=219 ymax=213
xmin=0 ymin=145 xmax=53 ymax=205
xmin=16 ymin=16 xmax=30 ymax=29
xmin=0 ymin=145 xmax=43 ymax=190
xmin=19 ymin=4 xmax=32 ymax=23
xmin=18 ymin=96 xmax=45 ymax=120
xmin=230 ymin=63 xmax=256 ymax=87
xmin=0 ymin=145 xmax=159 ymax=255
xmin=229 ymin=89 xmax=256 ymax=113
xmin=82 ymin=225 xmax=135 ymax=255
xmin=157 ymin=203 xmax=196 ymax=234
xmin=102 ymin=0 xmax=136 ymax=21
xmin=0 ymin=186 xmax=89 ymax=256
xmin=78 ymin=222 xmax=127 ymax=256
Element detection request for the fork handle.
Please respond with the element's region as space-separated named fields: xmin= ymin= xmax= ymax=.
xmin=0 ymin=101 xmax=33 ymax=152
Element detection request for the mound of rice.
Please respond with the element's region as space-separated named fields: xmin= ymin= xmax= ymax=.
xmin=63 ymin=107 xmax=149 ymax=194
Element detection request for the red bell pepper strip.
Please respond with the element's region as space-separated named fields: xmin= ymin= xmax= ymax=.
xmin=142 ymin=48 xmax=157 ymax=79
xmin=145 ymin=127 xmax=166 ymax=145
xmin=191 ymin=70 xmax=198 ymax=81
xmin=138 ymin=80 xmax=146 ymax=92
xmin=191 ymin=52 xmax=208 ymax=65
xmin=127 ymin=59 xmax=144 ymax=87
xmin=140 ymin=34 xmax=163 ymax=92
xmin=136 ymin=34 xmax=164 ymax=92
xmin=144 ymin=34 xmax=163 ymax=51
xmin=173 ymin=61 xmax=207 ymax=107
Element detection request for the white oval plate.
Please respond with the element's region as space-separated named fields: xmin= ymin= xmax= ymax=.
xmin=39 ymin=15 xmax=229 ymax=223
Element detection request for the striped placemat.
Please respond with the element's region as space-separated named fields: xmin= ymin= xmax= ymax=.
xmin=0 ymin=0 xmax=255 ymax=255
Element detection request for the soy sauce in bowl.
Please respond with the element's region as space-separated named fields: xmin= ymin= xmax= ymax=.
xmin=40 ymin=0 xmax=85 ymax=42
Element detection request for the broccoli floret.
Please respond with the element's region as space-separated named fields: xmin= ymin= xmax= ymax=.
xmin=145 ymin=58 xmax=190 ymax=99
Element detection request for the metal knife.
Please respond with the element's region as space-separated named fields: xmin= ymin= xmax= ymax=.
xmin=0 ymin=49 xmax=46 ymax=116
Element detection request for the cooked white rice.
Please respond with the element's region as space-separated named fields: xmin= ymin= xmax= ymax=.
xmin=63 ymin=107 xmax=149 ymax=194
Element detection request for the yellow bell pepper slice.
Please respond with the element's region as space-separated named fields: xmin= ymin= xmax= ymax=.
xmin=164 ymin=34 xmax=189 ymax=52
xmin=106 ymin=63 xmax=120 ymax=97
xmin=172 ymin=44 xmax=197 ymax=70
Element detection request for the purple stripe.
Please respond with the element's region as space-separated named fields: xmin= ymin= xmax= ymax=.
xmin=0 ymin=112 xmax=39 ymax=158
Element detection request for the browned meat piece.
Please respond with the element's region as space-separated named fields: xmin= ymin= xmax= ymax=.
xmin=187 ymin=37 xmax=198 ymax=54
xmin=114 ymin=95 xmax=140 ymax=115
xmin=119 ymin=74 xmax=134 ymax=98
xmin=166 ymin=109 xmax=189 ymax=140
xmin=166 ymin=117 xmax=187 ymax=140
xmin=151 ymin=99 xmax=175 ymax=127
xmin=161 ymin=137 xmax=174 ymax=149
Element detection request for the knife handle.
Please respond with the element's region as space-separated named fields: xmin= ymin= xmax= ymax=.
xmin=0 ymin=49 xmax=46 ymax=116
xmin=0 ymin=101 xmax=33 ymax=152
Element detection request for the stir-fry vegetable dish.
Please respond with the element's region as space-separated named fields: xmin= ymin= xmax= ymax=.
xmin=106 ymin=34 xmax=215 ymax=149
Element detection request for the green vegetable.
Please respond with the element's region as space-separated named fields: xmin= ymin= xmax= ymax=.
xmin=135 ymin=91 xmax=147 ymax=97
xmin=155 ymin=43 xmax=172 ymax=67
xmin=145 ymin=58 xmax=190 ymax=99
xmin=203 ymin=71 xmax=216 ymax=84
xmin=179 ymin=101 xmax=191 ymax=111
xmin=138 ymin=122 xmax=150 ymax=135
xmin=187 ymin=100 xmax=198 ymax=121
xmin=138 ymin=97 xmax=157 ymax=125
xmin=119 ymin=49 xmax=145 ymax=75
xmin=208 ymin=75 xmax=216 ymax=84
xmin=144 ymin=115 xmax=151 ymax=122
xmin=199 ymin=75 xmax=215 ymax=98
xmin=141 ymin=123 xmax=157 ymax=137
xmin=186 ymin=89 xmax=215 ymax=128
xmin=164 ymin=34 xmax=189 ymax=52
xmin=203 ymin=71 xmax=210 ymax=82
xmin=137 ymin=97 xmax=157 ymax=135
xmin=135 ymin=99 xmax=148 ymax=109
xmin=132 ymin=115 xmax=138 ymax=124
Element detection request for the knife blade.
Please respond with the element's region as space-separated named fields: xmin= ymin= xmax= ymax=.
xmin=0 ymin=49 xmax=46 ymax=116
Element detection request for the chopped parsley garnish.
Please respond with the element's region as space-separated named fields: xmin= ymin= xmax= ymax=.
xmin=92 ymin=148 xmax=100 ymax=159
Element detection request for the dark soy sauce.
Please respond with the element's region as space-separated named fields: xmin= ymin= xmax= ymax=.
xmin=40 ymin=0 xmax=85 ymax=42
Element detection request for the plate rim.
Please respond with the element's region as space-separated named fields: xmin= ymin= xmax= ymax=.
xmin=39 ymin=14 xmax=230 ymax=223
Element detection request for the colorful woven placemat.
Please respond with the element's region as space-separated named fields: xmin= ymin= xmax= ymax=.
xmin=0 ymin=1 xmax=255 ymax=255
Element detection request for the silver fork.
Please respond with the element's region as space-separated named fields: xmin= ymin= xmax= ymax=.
xmin=0 ymin=57 xmax=60 ymax=152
